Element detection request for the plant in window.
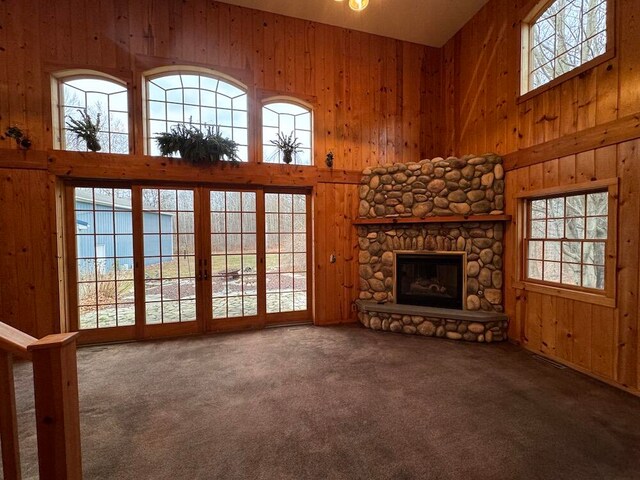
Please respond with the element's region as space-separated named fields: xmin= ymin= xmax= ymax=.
xmin=155 ymin=124 xmax=240 ymax=164
xmin=66 ymin=110 xmax=102 ymax=152
xmin=270 ymin=132 xmax=303 ymax=164
xmin=2 ymin=126 xmax=32 ymax=149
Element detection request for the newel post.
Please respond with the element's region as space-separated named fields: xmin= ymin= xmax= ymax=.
xmin=0 ymin=351 xmax=21 ymax=480
xmin=27 ymin=333 xmax=82 ymax=480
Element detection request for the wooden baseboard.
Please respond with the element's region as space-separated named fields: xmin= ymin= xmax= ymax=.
xmin=520 ymin=344 xmax=640 ymax=399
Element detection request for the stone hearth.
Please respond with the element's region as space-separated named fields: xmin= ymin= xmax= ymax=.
xmin=355 ymin=154 xmax=508 ymax=342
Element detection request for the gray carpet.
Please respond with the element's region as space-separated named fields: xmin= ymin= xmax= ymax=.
xmin=6 ymin=325 xmax=640 ymax=480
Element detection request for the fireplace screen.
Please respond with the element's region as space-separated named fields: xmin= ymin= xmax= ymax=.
xmin=395 ymin=253 xmax=464 ymax=309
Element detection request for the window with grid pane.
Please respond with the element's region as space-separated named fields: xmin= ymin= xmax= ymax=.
xmin=74 ymin=187 xmax=135 ymax=329
xmin=525 ymin=0 xmax=608 ymax=92
xmin=262 ymin=102 xmax=312 ymax=165
xmin=58 ymin=77 xmax=129 ymax=154
xmin=526 ymin=190 xmax=607 ymax=290
xmin=210 ymin=191 xmax=258 ymax=319
xmin=265 ymin=193 xmax=308 ymax=313
xmin=145 ymin=71 xmax=248 ymax=160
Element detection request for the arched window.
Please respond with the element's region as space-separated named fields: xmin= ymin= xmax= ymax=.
xmin=145 ymin=70 xmax=248 ymax=161
xmin=262 ymin=101 xmax=312 ymax=166
xmin=56 ymin=74 xmax=129 ymax=154
xmin=523 ymin=0 xmax=609 ymax=93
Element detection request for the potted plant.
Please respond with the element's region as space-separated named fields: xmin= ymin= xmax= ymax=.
xmin=155 ymin=124 xmax=240 ymax=164
xmin=66 ymin=110 xmax=102 ymax=152
xmin=270 ymin=131 xmax=302 ymax=164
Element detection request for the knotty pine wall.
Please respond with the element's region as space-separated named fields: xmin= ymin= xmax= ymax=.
xmin=442 ymin=0 xmax=640 ymax=394
xmin=0 ymin=0 xmax=442 ymax=335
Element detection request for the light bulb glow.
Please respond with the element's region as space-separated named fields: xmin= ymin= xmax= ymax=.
xmin=348 ymin=0 xmax=369 ymax=11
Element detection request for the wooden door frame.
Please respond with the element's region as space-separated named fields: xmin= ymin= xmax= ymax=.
xmin=262 ymin=188 xmax=313 ymax=326
xmin=63 ymin=182 xmax=315 ymax=344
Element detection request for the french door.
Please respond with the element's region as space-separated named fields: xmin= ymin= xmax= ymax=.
xmin=66 ymin=183 xmax=311 ymax=342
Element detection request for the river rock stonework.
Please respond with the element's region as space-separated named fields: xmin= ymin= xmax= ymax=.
xmin=357 ymin=154 xmax=508 ymax=342
xmin=357 ymin=222 xmax=504 ymax=312
xmin=357 ymin=310 xmax=508 ymax=343
xmin=358 ymin=154 xmax=505 ymax=219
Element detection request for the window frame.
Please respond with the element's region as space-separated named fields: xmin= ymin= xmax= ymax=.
xmin=519 ymin=0 xmax=616 ymax=101
xmin=51 ymin=70 xmax=132 ymax=154
xmin=261 ymin=97 xmax=314 ymax=166
xmin=515 ymin=178 xmax=618 ymax=307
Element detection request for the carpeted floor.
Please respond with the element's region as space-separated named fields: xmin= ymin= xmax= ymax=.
xmin=7 ymin=325 xmax=640 ymax=480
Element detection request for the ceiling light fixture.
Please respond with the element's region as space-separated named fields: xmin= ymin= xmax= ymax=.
xmin=348 ymin=0 xmax=369 ymax=11
xmin=335 ymin=0 xmax=369 ymax=12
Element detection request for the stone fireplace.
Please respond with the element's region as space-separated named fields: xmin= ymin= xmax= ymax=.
xmin=355 ymin=154 xmax=509 ymax=343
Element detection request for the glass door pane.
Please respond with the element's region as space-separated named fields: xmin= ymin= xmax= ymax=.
xmin=210 ymin=190 xmax=258 ymax=318
xmin=265 ymin=193 xmax=308 ymax=314
xmin=142 ymin=188 xmax=196 ymax=324
xmin=73 ymin=187 xmax=135 ymax=329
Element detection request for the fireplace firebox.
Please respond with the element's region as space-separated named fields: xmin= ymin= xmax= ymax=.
xmin=395 ymin=252 xmax=465 ymax=310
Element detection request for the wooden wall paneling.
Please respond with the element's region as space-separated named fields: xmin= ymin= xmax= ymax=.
xmin=24 ymin=3 xmax=44 ymax=146
xmin=559 ymin=77 xmax=579 ymax=140
xmin=98 ymin=0 xmax=117 ymax=69
xmin=572 ymin=301 xmax=593 ymax=370
xmin=539 ymin=294 xmax=557 ymax=356
xmin=334 ymin=184 xmax=347 ymax=321
xmin=401 ymin=43 xmax=417 ymax=162
xmin=525 ymin=291 xmax=542 ymax=349
xmin=204 ymin=2 xmax=220 ymax=67
xmin=575 ymin=150 xmax=596 ymax=183
xmin=503 ymin=172 xmax=517 ymax=333
xmin=531 ymin=94 xmax=545 ymax=147
xmin=313 ymin=183 xmax=328 ymax=324
xmin=576 ymin=68 xmax=597 ymax=132
xmin=595 ymin=57 xmax=619 ymax=124
xmin=542 ymin=158 xmax=559 ymax=187
xmin=273 ymin=14 xmax=286 ymax=92
xmin=616 ymin=139 xmax=639 ymax=388
xmin=371 ymin=34 xmax=383 ymax=164
xmin=71 ymin=0 xmax=90 ymax=64
xmin=594 ymin=145 xmax=618 ymax=180
xmin=113 ymin=0 xmax=131 ymax=70
xmin=617 ymin=0 xmax=640 ymax=117
xmin=262 ymin=12 xmax=276 ymax=92
xmin=542 ymin=87 xmax=561 ymax=143
xmin=0 ymin=171 xmax=20 ymax=331
xmin=284 ymin=16 xmax=295 ymax=93
xmin=557 ymin=154 xmax=577 ymax=184
xmin=554 ymin=297 xmax=574 ymax=362
xmin=350 ymin=31 xmax=364 ymax=169
xmin=12 ymin=171 xmax=38 ymax=336
xmin=441 ymin=38 xmax=456 ymax=155
xmin=0 ymin=1 xmax=8 ymax=135
xmin=335 ymin=28 xmax=347 ymax=171
xmin=591 ymin=305 xmax=616 ymax=379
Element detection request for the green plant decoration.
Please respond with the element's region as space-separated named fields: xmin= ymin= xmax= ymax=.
xmin=2 ymin=126 xmax=32 ymax=149
xmin=66 ymin=110 xmax=102 ymax=152
xmin=270 ymin=131 xmax=303 ymax=164
xmin=155 ymin=124 xmax=240 ymax=164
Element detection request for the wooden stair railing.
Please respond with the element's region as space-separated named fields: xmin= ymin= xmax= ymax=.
xmin=0 ymin=322 xmax=82 ymax=480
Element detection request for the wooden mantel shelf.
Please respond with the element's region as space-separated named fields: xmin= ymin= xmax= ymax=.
xmin=352 ymin=214 xmax=512 ymax=225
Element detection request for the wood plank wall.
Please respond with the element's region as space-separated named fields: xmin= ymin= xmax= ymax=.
xmin=0 ymin=0 xmax=442 ymax=335
xmin=442 ymin=0 xmax=640 ymax=394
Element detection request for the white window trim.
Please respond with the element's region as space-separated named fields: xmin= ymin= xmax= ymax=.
xmin=261 ymin=96 xmax=314 ymax=166
xmin=141 ymin=66 xmax=248 ymax=157
xmin=51 ymin=70 xmax=130 ymax=153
